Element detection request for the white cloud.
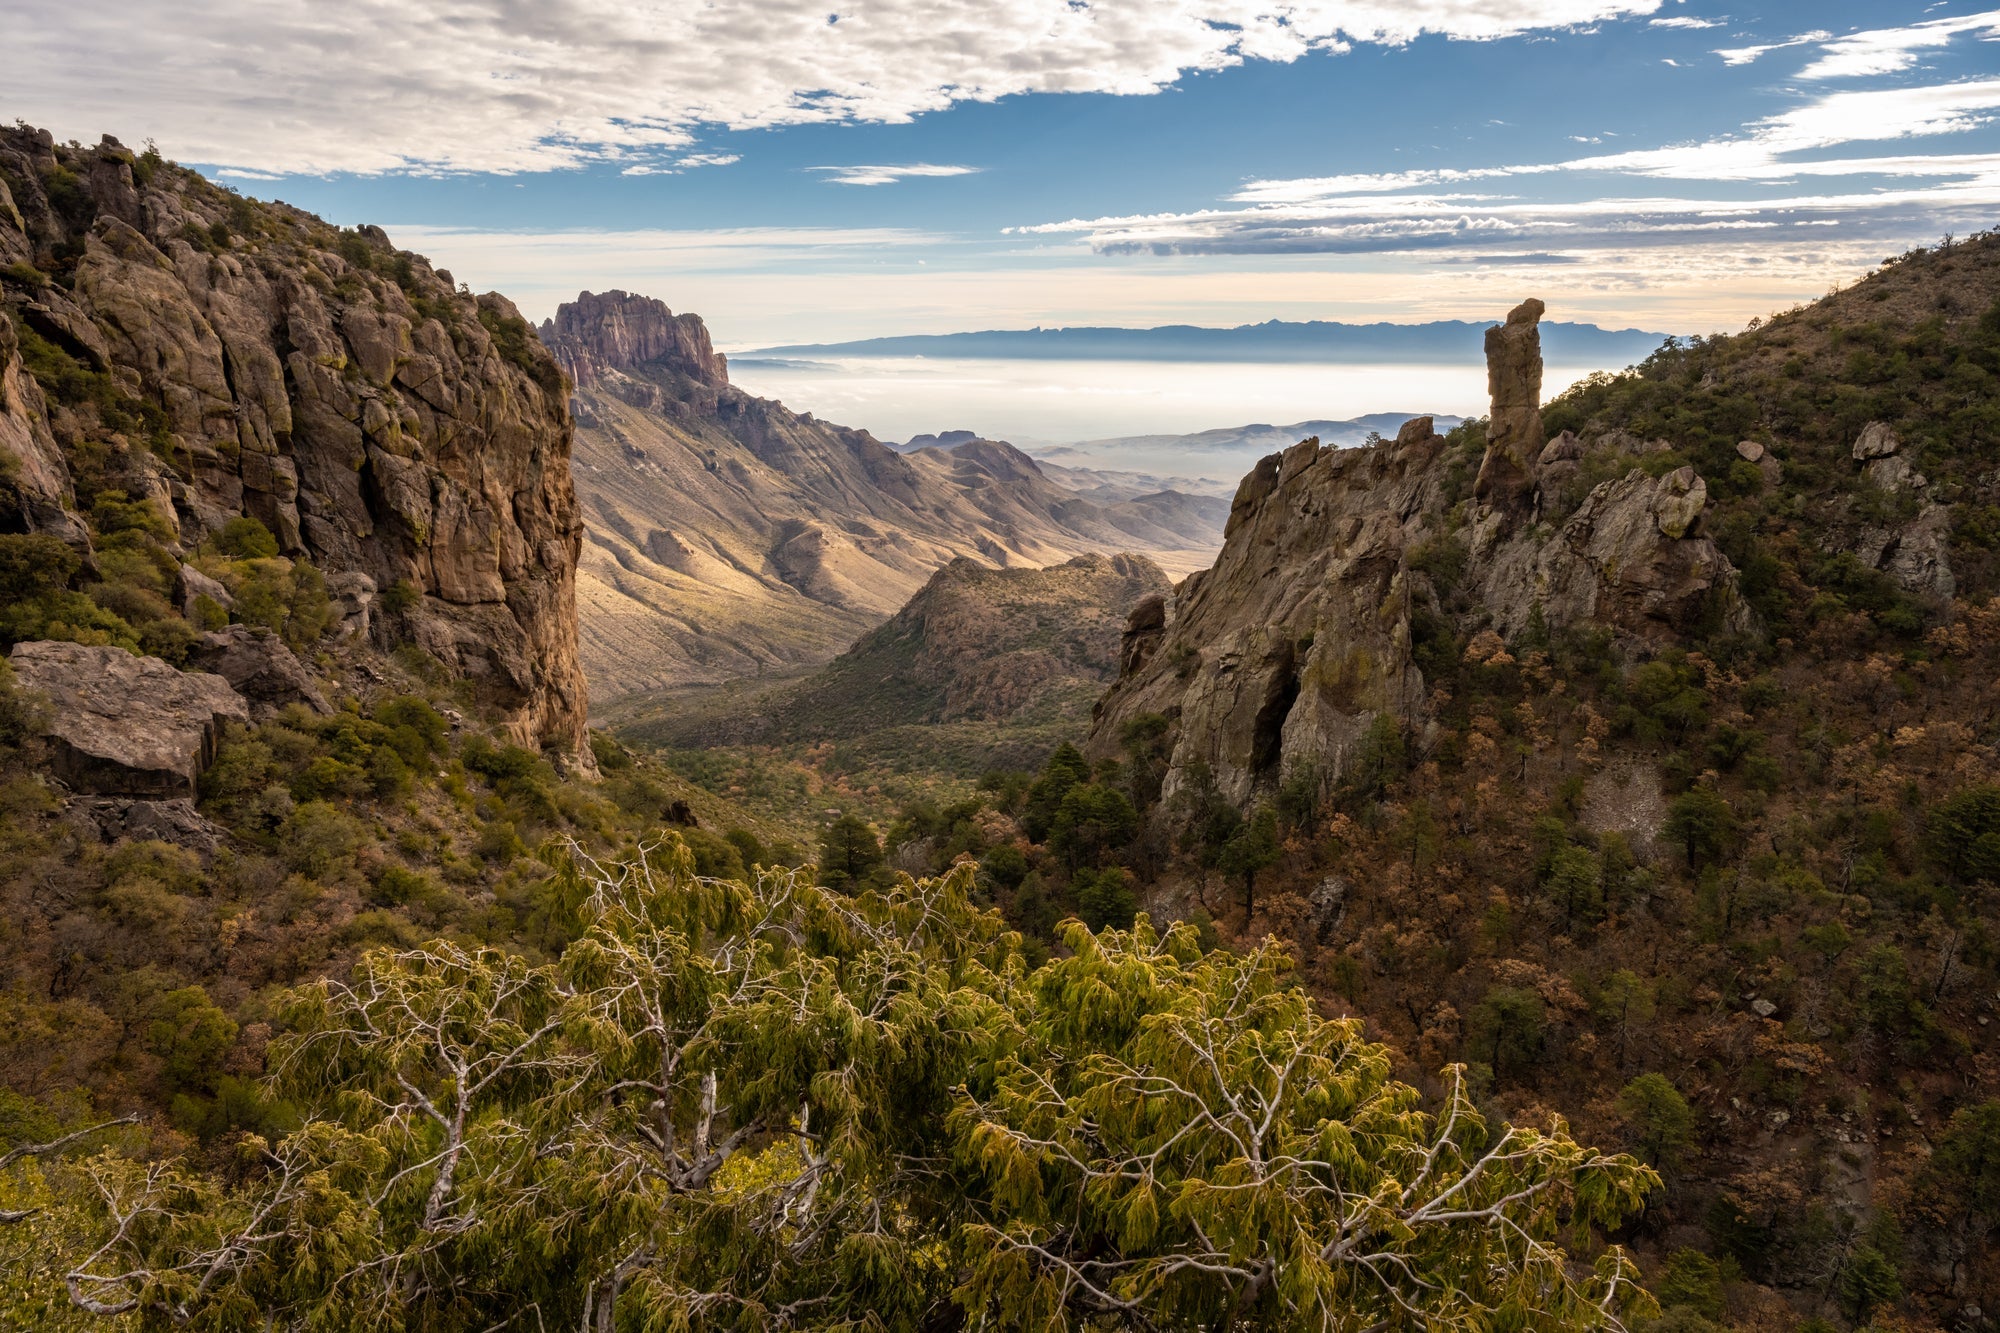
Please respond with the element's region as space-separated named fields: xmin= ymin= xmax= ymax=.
xmin=1649 ymin=15 xmax=1721 ymax=28
xmin=678 ymin=154 xmax=742 ymax=168
xmin=808 ymin=163 xmax=982 ymax=186
xmin=1797 ymin=9 xmax=2000 ymax=80
xmin=4 ymin=0 xmax=1662 ymax=175
xmin=1714 ymin=30 xmax=1829 ymax=65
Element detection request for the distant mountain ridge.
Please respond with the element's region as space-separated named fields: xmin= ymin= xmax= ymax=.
xmin=749 ymin=318 xmax=1673 ymax=365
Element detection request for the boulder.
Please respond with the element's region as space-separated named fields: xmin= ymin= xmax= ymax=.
xmin=175 ymin=563 xmax=234 ymax=614
xmin=1474 ymin=297 xmax=1546 ymax=510
xmin=1735 ymin=440 xmax=1766 ymax=463
xmin=1853 ymin=421 xmax=1901 ymax=460
xmin=73 ymin=796 xmax=225 ymax=859
xmin=187 ymin=626 xmax=332 ymax=719
xmin=326 ymin=570 xmax=377 ymax=639
xmin=1876 ymin=503 xmax=1956 ymax=602
xmin=1865 ymin=453 xmax=1926 ymax=494
xmin=9 ymin=640 xmax=248 ymax=797
xmin=1652 ymin=466 xmax=1708 ymax=539
xmin=1535 ymin=429 xmax=1587 ymax=509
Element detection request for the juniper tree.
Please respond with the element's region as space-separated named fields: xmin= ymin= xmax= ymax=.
xmin=59 ymin=841 xmax=1657 ymax=1331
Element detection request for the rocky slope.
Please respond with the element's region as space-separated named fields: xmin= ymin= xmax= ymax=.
xmin=0 ymin=126 xmax=588 ymax=758
xmin=542 ymin=291 xmax=1225 ymax=698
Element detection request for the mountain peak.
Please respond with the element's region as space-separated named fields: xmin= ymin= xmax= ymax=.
xmin=541 ymin=290 xmax=728 ymax=390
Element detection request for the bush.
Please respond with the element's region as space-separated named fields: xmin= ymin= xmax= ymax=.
xmin=214 ymin=516 xmax=280 ymax=559
xmin=280 ymin=800 xmax=364 ymax=876
xmin=1618 ymin=1073 xmax=1696 ymax=1171
xmin=1653 ymin=1247 xmax=1727 ymax=1319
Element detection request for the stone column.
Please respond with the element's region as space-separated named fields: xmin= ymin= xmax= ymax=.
xmin=1474 ymin=297 xmax=1546 ymax=512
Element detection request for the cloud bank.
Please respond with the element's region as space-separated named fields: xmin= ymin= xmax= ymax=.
xmin=1019 ymin=66 xmax=2000 ymax=258
xmin=5 ymin=0 xmax=1659 ymax=175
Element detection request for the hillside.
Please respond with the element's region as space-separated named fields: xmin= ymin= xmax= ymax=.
xmin=0 ymin=131 xmax=792 ymax=1311
xmin=541 ymin=291 xmax=1226 ymax=698
xmin=1059 ymin=236 xmax=2000 ymax=1327
xmin=609 ymin=552 xmax=1170 ymax=799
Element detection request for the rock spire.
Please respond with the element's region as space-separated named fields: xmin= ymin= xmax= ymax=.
xmin=1474 ymin=297 xmax=1546 ymax=510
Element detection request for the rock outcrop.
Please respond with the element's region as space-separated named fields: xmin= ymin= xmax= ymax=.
xmin=1474 ymin=298 xmax=1546 ymax=510
xmin=540 ymin=290 xmax=727 ymax=391
xmin=1474 ymin=465 xmax=1743 ymax=641
xmin=1088 ymin=301 xmax=1748 ymax=815
xmin=186 ymin=626 xmax=332 ymax=720
xmin=10 ymin=640 xmax=248 ymax=797
xmin=0 ymin=126 xmax=589 ymax=760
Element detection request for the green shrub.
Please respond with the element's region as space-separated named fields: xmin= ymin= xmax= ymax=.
xmin=214 ymin=516 xmax=280 ymax=559
xmin=1617 ymin=1073 xmax=1697 ymax=1170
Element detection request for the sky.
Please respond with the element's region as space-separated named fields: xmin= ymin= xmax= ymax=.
xmin=6 ymin=1 xmax=2000 ymax=351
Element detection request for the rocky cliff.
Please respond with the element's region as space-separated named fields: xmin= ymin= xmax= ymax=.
xmin=0 ymin=126 xmax=588 ymax=758
xmin=1089 ymin=299 xmax=1749 ymax=812
xmin=541 ymin=291 xmax=1226 ymax=697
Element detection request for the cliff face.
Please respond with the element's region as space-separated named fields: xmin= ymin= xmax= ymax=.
xmin=1089 ymin=303 xmax=1747 ymax=812
xmin=0 ymin=127 xmax=588 ymax=758
xmin=540 ymin=291 xmax=1225 ymax=698
xmin=542 ymin=289 xmax=727 ymax=390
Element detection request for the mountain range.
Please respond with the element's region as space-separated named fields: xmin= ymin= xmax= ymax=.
xmin=747 ymin=318 xmax=1673 ymax=365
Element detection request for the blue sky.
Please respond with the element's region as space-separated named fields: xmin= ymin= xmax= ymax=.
xmin=9 ymin=1 xmax=2000 ymax=346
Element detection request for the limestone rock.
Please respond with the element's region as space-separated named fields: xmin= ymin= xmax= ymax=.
xmin=187 ymin=626 xmax=331 ymax=720
xmin=1474 ymin=297 xmax=1546 ymax=509
xmin=1853 ymin=421 xmax=1901 ymax=460
xmin=1735 ymin=440 xmax=1766 ymax=463
xmin=9 ymin=640 xmax=248 ymax=797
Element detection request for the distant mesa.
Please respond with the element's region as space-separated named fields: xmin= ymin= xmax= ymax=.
xmin=749 ymin=318 xmax=1674 ymax=366
xmin=895 ymin=429 xmax=982 ymax=452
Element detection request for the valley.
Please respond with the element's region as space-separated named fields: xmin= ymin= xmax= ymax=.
xmin=3 ymin=118 xmax=2000 ymax=1333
